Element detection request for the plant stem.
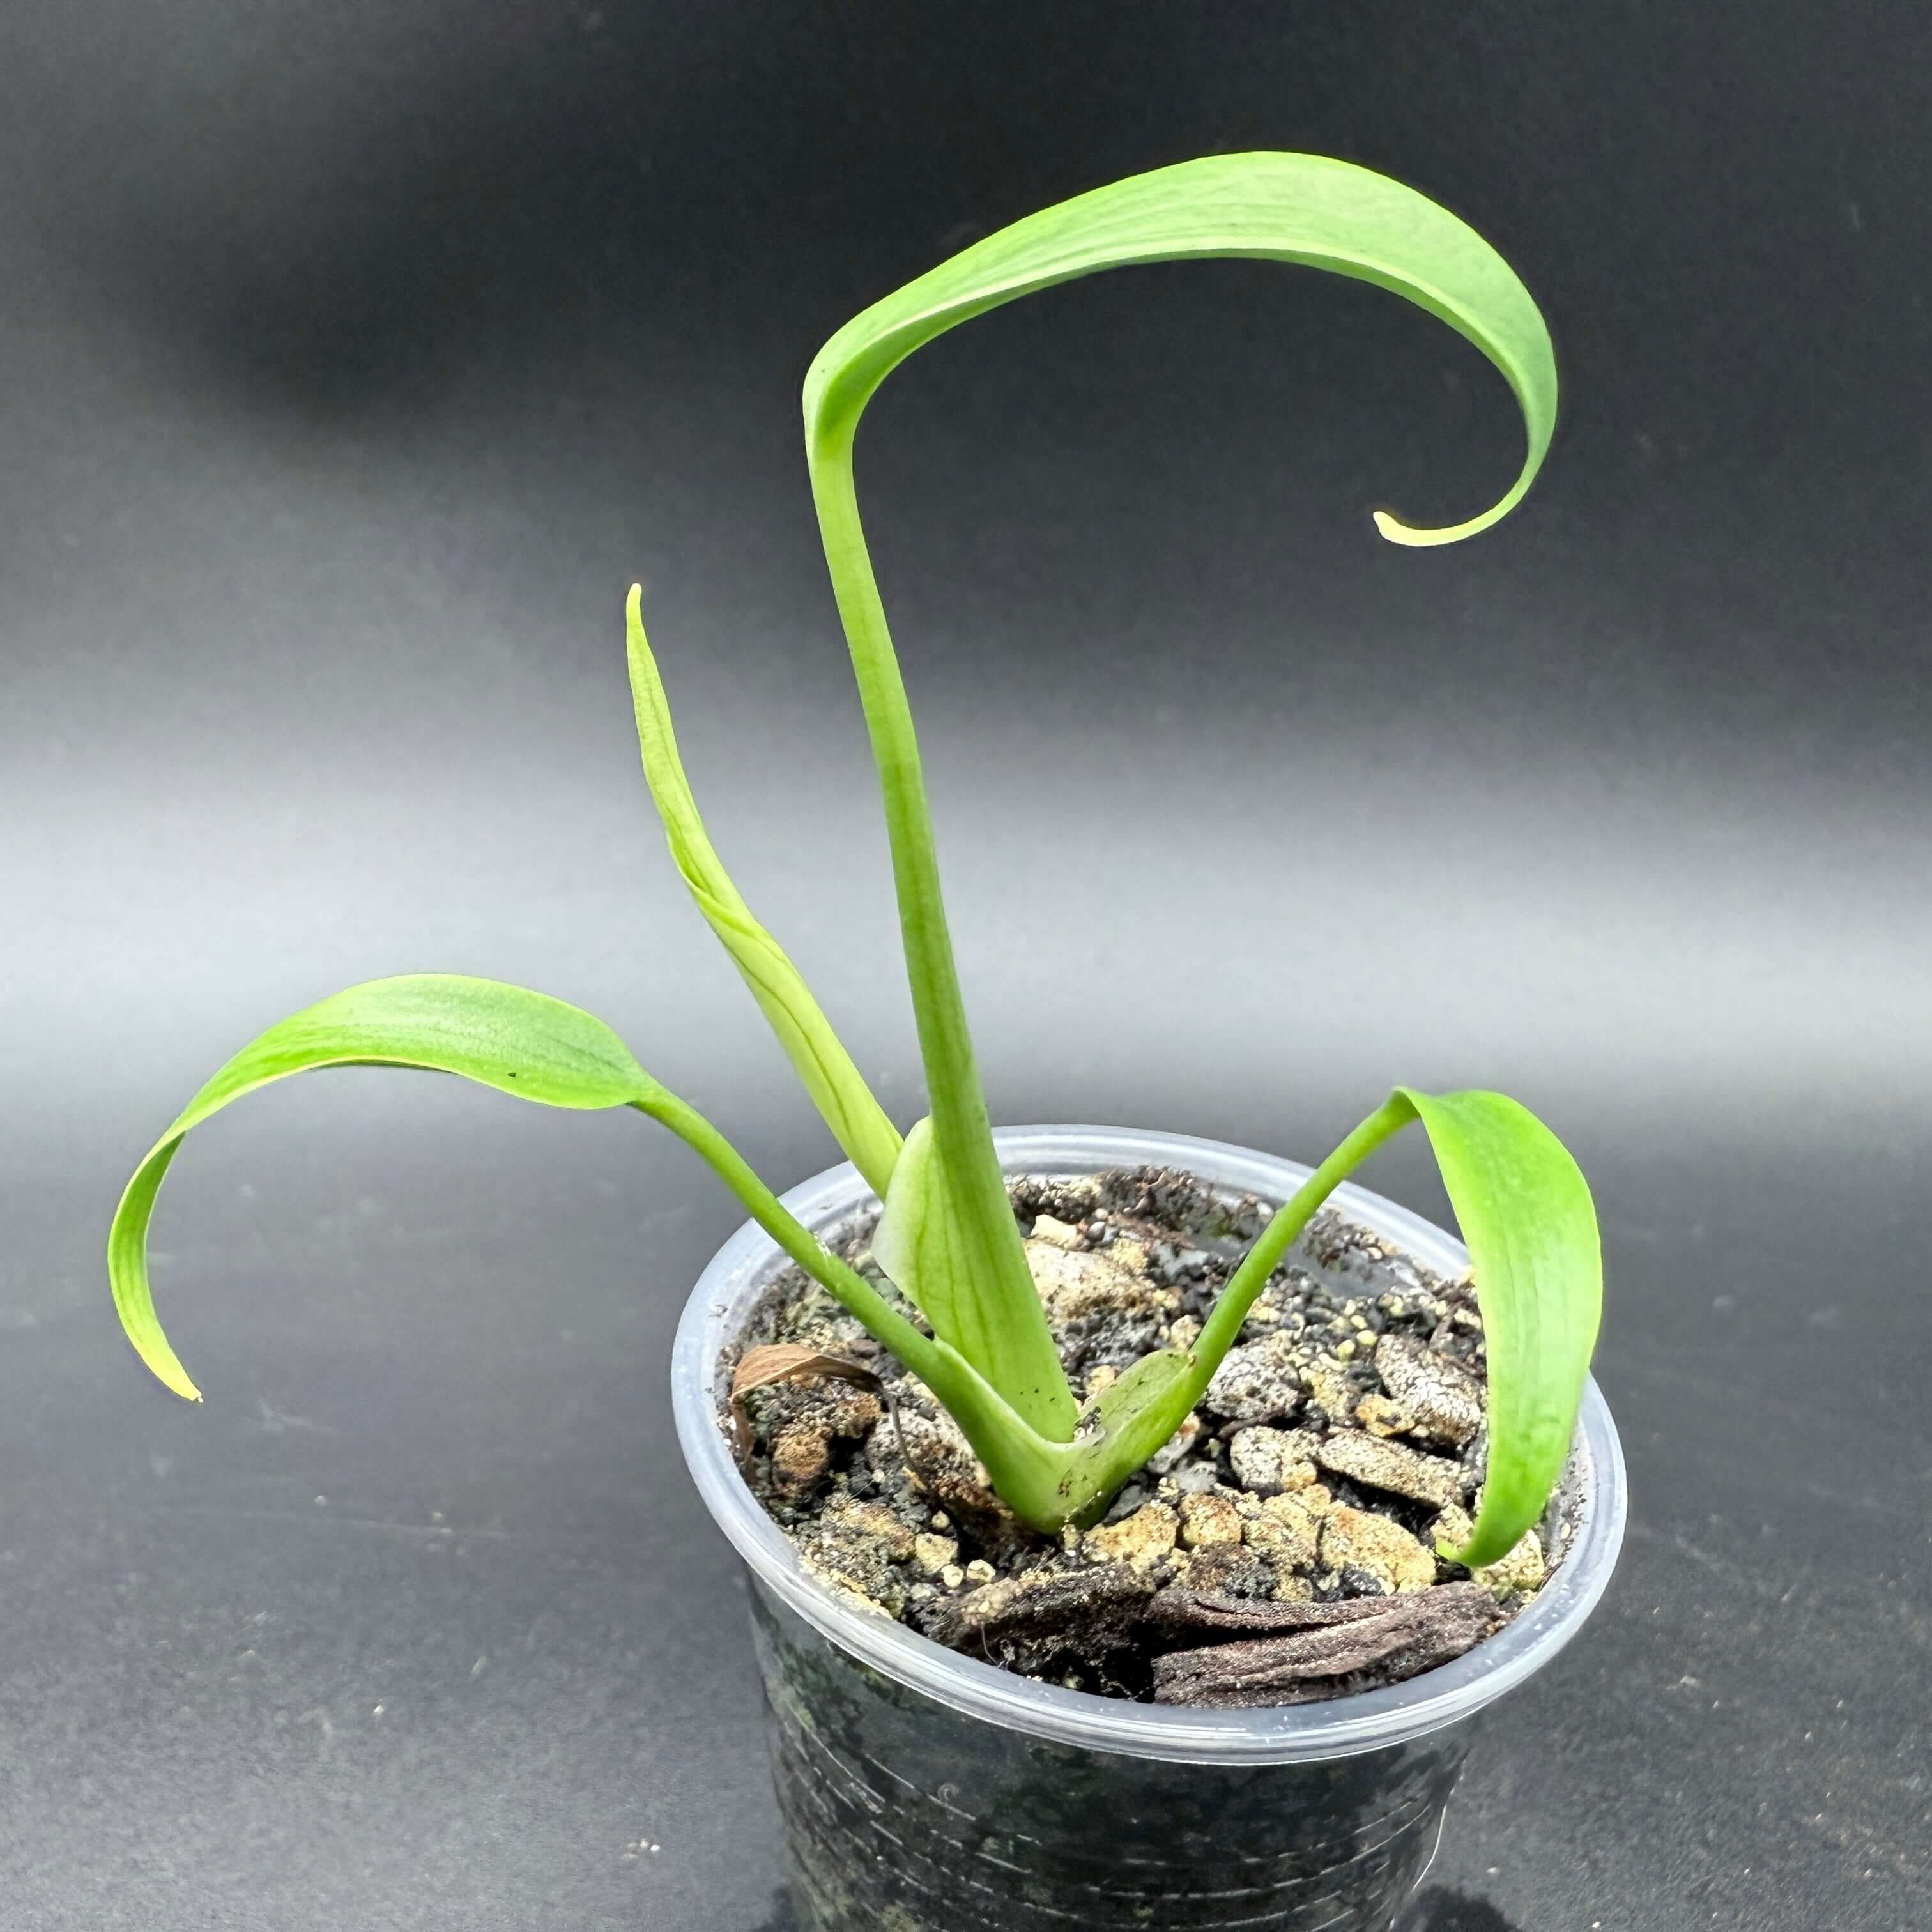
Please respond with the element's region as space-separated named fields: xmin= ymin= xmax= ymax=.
xmin=806 ymin=430 xmax=1075 ymax=1439
xmin=634 ymin=1089 xmax=940 ymax=1377
xmin=1187 ymin=1096 xmax=1415 ymax=1388
xmin=806 ymin=440 xmax=1005 ymax=1211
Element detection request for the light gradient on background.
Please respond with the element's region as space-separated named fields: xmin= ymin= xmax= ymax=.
xmin=3 ymin=4 xmax=1928 ymax=1927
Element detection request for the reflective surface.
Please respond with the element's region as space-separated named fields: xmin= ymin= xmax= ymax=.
xmin=755 ymin=1581 xmax=1469 ymax=1932
xmin=677 ymin=1126 xmax=1625 ymax=1763
xmin=683 ymin=1126 xmax=1620 ymax=1929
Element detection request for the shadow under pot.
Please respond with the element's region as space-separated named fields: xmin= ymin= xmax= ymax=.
xmin=673 ymin=1126 xmax=1626 ymax=1932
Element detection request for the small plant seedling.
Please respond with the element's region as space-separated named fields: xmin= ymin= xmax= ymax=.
xmin=111 ymin=154 xmax=1599 ymax=1568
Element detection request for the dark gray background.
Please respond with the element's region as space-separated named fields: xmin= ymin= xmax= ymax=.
xmin=4 ymin=3 xmax=1928 ymax=1927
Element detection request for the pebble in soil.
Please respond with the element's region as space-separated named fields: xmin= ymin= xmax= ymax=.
xmin=727 ymin=1164 xmax=1574 ymax=1706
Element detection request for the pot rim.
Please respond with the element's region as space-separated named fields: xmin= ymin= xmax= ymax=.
xmin=672 ymin=1123 xmax=1626 ymax=1766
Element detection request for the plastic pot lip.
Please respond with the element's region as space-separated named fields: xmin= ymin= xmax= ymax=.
xmin=672 ymin=1124 xmax=1627 ymax=1767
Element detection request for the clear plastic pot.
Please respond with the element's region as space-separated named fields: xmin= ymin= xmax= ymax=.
xmin=673 ymin=1126 xmax=1626 ymax=1932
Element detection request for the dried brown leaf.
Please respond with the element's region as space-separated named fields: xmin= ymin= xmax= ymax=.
xmin=1151 ymin=1583 xmax=1503 ymax=1708
xmin=1146 ymin=1588 xmax=1409 ymax=1640
xmin=728 ymin=1344 xmax=880 ymax=1460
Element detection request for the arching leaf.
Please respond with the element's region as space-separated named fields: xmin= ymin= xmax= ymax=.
xmin=1395 ymin=1088 xmax=1601 ymax=1568
xmin=807 ymin=151 xmax=1556 ymax=547
xmin=1113 ymin=1087 xmax=1600 ymax=1565
xmin=109 ymin=974 xmax=663 ymax=1400
xmin=107 ymin=976 xmax=1048 ymax=1508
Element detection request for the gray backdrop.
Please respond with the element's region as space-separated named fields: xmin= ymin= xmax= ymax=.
xmin=4 ymin=4 xmax=1928 ymax=1927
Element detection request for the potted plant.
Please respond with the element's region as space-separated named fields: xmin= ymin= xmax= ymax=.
xmin=111 ymin=153 xmax=1625 ymax=1931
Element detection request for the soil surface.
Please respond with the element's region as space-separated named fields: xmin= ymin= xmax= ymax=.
xmin=727 ymin=1164 xmax=1571 ymax=1708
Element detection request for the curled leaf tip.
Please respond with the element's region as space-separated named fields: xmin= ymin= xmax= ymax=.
xmin=1372 ymin=504 xmax=1515 ymax=549
xmin=140 ymin=1331 xmax=203 ymax=1404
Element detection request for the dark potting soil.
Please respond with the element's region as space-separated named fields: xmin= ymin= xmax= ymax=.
xmin=726 ymin=1165 xmax=1575 ymax=1709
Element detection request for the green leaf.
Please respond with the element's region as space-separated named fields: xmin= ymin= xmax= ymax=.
xmin=108 ymin=974 xmax=1053 ymax=1496
xmin=109 ymin=974 xmax=664 ymax=1400
xmin=1395 ymin=1088 xmax=1602 ymax=1568
xmin=981 ymin=1072 xmax=1602 ymax=1537
xmin=806 ymin=151 xmax=1556 ymax=550
xmin=1129 ymin=1089 xmax=1600 ymax=1565
xmin=799 ymin=153 xmax=1556 ymax=1449
xmin=873 ymin=1116 xmax=1077 ymax=1439
xmin=624 ymin=586 xmax=902 ymax=1195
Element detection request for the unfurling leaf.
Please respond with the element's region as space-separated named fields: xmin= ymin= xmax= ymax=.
xmin=625 ymin=588 xmax=901 ymax=1195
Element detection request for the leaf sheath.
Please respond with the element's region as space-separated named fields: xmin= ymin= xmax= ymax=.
xmin=871 ymin=1115 xmax=1075 ymax=1437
